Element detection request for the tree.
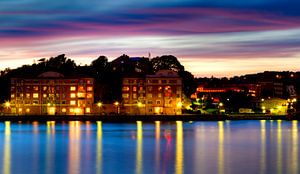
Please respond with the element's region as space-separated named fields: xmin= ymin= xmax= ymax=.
xmin=151 ymin=55 xmax=184 ymax=72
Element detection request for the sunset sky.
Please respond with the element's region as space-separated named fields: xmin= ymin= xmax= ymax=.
xmin=1 ymin=0 xmax=300 ymax=77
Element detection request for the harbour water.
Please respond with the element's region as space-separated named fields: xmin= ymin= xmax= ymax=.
xmin=0 ymin=120 xmax=299 ymax=174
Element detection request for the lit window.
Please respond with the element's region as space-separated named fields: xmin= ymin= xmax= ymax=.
xmin=33 ymin=86 xmax=39 ymax=91
xmin=147 ymin=94 xmax=152 ymax=98
xmin=87 ymin=93 xmax=93 ymax=99
xmin=133 ymin=86 xmax=137 ymax=92
xmin=26 ymin=93 xmax=30 ymax=98
xmin=122 ymin=94 xmax=129 ymax=98
xmin=70 ymin=108 xmax=74 ymax=112
xmin=87 ymin=86 xmax=93 ymax=91
xmin=43 ymin=86 xmax=47 ymax=91
xmin=158 ymin=93 xmax=162 ymax=98
xmin=70 ymin=86 xmax=76 ymax=91
xmin=133 ymin=93 xmax=137 ymax=99
xmin=26 ymin=108 xmax=30 ymax=113
xmin=139 ymin=87 xmax=143 ymax=91
xmin=33 ymin=93 xmax=39 ymax=98
xmin=70 ymin=93 xmax=76 ymax=98
xmin=43 ymin=94 xmax=47 ymax=98
xmin=11 ymin=94 xmax=15 ymax=98
xmin=77 ymin=93 xmax=85 ymax=98
xmin=62 ymin=108 xmax=66 ymax=113
xmin=70 ymin=100 xmax=76 ymax=105
xmin=122 ymin=86 xmax=129 ymax=91
xmin=78 ymin=86 xmax=84 ymax=91
xmin=85 ymin=107 xmax=91 ymax=113
xmin=18 ymin=108 xmax=22 ymax=113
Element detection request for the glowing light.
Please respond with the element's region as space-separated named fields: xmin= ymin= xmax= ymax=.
xmin=175 ymin=121 xmax=184 ymax=174
xmin=114 ymin=102 xmax=119 ymax=106
xmin=97 ymin=102 xmax=103 ymax=107
xmin=136 ymin=121 xmax=143 ymax=174
xmin=3 ymin=121 xmax=11 ymax=174
xmin=219 ymin=103 xmax=223 ymax=107
xmin=4 ymin=101 xmax=10 ymax=108
xmin=277 ymin=120 xmax=282 ymax=174
xmin=68 ymin=121 xmax=81 ymax=174
xmin=292 ymin=121 xmax=298 ymax=174
xmin=96 ymin=121 xmax=103 ymax=174
xmin=137 ymin=102 xmax=142 ymax=108
xmin=218 ymin=121 xmax=224 ymax=174
xmin=177 ymin=102 xmax=183 ymax=108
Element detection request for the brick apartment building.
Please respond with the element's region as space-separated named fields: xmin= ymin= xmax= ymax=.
xmin=9 ymin=71 xmax=94 ymax=115
xmin=122 ymin=70 xmax=182 ymax=115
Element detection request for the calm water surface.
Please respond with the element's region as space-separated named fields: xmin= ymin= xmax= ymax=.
xmin=0 ymin=120 xmax=299 ymax=174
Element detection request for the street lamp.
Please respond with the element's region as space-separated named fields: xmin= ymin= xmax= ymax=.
xmin=97 ymin=102 xmax=103 ymax=115
xmin=114 ymin=101 xmax=119 ymax=114
xmin=4 ymin=101 xmax=10 ymax=108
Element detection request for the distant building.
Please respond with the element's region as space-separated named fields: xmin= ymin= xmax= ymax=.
xmin=9 ymin=71 xmax=94 ymax=115
xmin=122 ymin=70 xmax=182 ymax=115
xmin=110 ymin=55 xmax=151 ymax=74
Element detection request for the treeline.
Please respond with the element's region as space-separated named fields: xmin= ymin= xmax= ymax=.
xmin=0 ymin=54 xmax=197 ymax=103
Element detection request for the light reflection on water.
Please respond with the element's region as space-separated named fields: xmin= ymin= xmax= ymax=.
xmin=0 ymin=120 xmax=299 ymax=174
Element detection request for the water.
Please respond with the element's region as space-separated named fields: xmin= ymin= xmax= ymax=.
xmin=0 ymin=120 xmax=299 ymax=174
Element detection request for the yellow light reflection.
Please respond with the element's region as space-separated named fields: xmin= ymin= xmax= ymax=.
xmin=136 ymin=121 xmax=143 ymax=174
xmin=96 ymin=121 xmax=103 ymax=174
xmin=218 ymin=121 xmax=224 ymax=174
xmin=291 ymin=120 xmax=298 ymax=174
xmin=68 ymin=121 xmax=81 ymax=174
xmin=155 ymin=121 xmax=161 ymax=173
xmin=260 ymin=120 xmax=266 ymax=174
xmin=46 ymin=121 xmax=55 ymax=174
xmin=277 ymin=120 xmax=282 ymax=174
xmin=3 ymin=121 xmax=11 ymax=174
xmin=175 ymin=121 xmax=184 ymax=174
xmin=47 ymin=121 xmax=55 ymax=135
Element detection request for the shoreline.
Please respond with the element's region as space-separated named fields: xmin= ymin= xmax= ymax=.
xmin=0 ymin=114 xmax=298 ymax=122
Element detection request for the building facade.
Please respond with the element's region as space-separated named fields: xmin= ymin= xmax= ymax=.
xmin=9 ymin=71 xmax=94 ymax=115
xmin=122 ymin=70 xmax=182 ymax=115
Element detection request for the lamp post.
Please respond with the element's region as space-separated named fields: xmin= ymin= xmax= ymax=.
xmin=97 ymin=102 xmax=103 ymax=115
xmin=114 ymin=101 xmax=119 ymax=114
xmin=3 ymin=101 xmax=10 ymax=115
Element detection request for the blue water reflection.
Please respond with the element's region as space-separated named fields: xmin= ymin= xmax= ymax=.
xmin=0 ymin=120 xmax=299 ymax=174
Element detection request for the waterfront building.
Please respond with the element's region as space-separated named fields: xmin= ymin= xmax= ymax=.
xmin=9 ymin=71 xmax=94 ymax=115
xmin=122 ymin=70 xmax=182 ymax=115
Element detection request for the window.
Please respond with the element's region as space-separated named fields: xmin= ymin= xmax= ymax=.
xmin=33 ymin=100 xmax=39 ymax=104
xmin=61 ymin=101 xmax=66 ymax=104
xmin=158 ymin=93 xmax=162 ymax=98
xmin=26 ymin=108 xmax=30 ymax=113
xmin=77 ymin=93 xmax=85 ymax=98
xmin=133 ymin=86 xmax=137 ymax=92
xmin=87 ymin=86 xmax=93 ymax=91
xmin=122 ymin=94 xmax=129 ymax=98
xmin=78 ymin=86 xmax=84 ymax=91
xmin=11 ymin=94 xmax=15 ymax=98
xmin=122 ymin=86 xmax=129 ymax=91
xmin=87 ymin=80 xmax=93 ymax=84
xmin=70 ymin=100 xmax=76 ymax=105
xmin=33 ymin=93 xmax=39 ymax=98
xmin=156 ymin=100 xmax=161 ymax=104
xmin=139 ymin=87 xmax=143 ymax=91
xmin=43 ymin=94 xmax=47 ymax=98
xmin=147 ymin=94 xmax=152 ymax=98
xmin=133 ymin=93 xmax=137 ymax=99
xmin=148 ymin=100 xmax=153 ymax=104
xmin=147 ymin=86 xmax=152 ymax=92
xmin=43 ymin=86 xmax=47 ymax=91
xmin=70 ymin=86 xmax=76 ymax=91
xmin=85 ymin=108 xmax=91 ymax=113
xmin=70 ymin=108 xmax=74 ymax=112
xmin=62 ymin=108 xmax=66 ymax=113
xmin=162 ymin=80 xmax=167 ymax=84
xmin=26 ymin=93 xmax=30 ymax=98
xmin=87 ymin=93 xmax=93 ymax=99
xmin=158 ymin=86 xmax=162 ymax=91
xmin=70 ymin=93 xmax=76 ymax=98
xmin=33 ymin=86 xmax=39 ymax=91
xmin=152 ymin=80 xmax=158 ymax=83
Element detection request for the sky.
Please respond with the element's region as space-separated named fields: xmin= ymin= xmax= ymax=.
xmin=1 ymin=0 xmax=300 ymax=77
